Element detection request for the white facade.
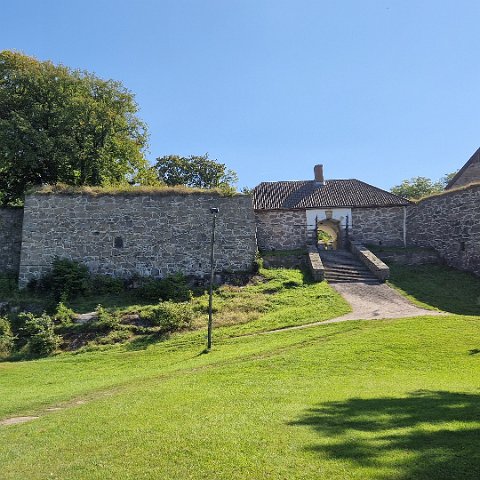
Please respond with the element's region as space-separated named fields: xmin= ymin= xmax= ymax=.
xmin=305 ymin=208 xmax=352 ymax=231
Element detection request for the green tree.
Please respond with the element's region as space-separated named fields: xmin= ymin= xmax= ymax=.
xmin=440 ymin=171 xmax=458 ymax=187
xmin=391 ymin=172 xmax=458 ymax=200
xmin=0 ymin=51 xmax=149 ymax=205
xmin=154 ymin=154 xmax=238 ymax=190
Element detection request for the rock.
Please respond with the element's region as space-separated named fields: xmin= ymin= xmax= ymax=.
xmin=74 ymin=312 xmax=98 ymax=324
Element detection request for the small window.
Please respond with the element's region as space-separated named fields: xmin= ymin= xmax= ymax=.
xmin=114 ymin=236 xmax=124 ymax=249
xmin=460 ymin=241 xmax=466 ymax=252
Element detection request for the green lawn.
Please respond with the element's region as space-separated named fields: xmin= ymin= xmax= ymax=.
xmin=388 ymin=264 xmax=480 ymax=315
xmin=1 ymin=266 xmax=480 ymax=479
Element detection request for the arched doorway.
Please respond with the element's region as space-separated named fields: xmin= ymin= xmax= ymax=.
xmin=316 ymin=219 xmax=342 ymax=250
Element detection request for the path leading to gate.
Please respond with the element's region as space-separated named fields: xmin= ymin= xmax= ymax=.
xmin=325 ymin=281 xmax=444 ymax=322
xmin=260 ymin=281 xmax=444 ymax=335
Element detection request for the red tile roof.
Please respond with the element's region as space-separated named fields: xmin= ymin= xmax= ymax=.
xmin=253 ymin=179 xmax=410 ymax=210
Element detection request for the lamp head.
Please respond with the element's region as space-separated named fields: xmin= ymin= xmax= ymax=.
xmin=210 ymin=207 xmax=219 ymax=214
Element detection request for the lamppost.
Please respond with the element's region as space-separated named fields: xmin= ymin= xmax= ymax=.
xmin=207 ymin=207 xmax=219 ymax=350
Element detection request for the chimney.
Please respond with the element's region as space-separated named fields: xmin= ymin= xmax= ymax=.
xmin=314 ymin=164 xmax=325 ymax=184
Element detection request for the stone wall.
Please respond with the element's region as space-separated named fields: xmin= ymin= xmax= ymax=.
xmin=0 ymin=208 xmax=24 ymax=274
xmin=373 ymin=248 xmax=440 ymax=266
xmin=351 ymin=206 xmax=406 ymax=247
xmin=19 ymin=193 xmax=257 ymax=286
xmin=262 ymin=252 xmax=306 ymax=269
xmin=349 ymin=240 xmax=390 ymax=282
xmin=407 ymin=184 xmax=480 ymax=276
xmin=255 ymin=210 xmax=307 ymax=251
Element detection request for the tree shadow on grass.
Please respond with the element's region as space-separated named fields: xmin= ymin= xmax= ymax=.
xmin=290 ymin=390 xmax=480 ymax=479
xmin=123 ymin=333 xmax=171 ymax=351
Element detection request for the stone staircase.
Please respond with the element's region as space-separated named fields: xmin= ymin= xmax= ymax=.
xmin=319 ymin=249 xmax=381 ymax=285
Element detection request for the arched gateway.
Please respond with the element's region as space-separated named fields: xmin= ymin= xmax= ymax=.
xmin=316 ymin=219 xmax=342 ymax=250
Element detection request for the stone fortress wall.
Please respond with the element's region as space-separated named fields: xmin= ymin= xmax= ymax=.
xmin=17 ymin=192 xmax=257 ymax=286
xmin=257 ymin=206 xmax=408 ymax=250
xmin=255 ymin=210 xmax=307 ymax=251
xmin=407 ymin=184 xmax=480 ymax=276
xmin=254 ymin=186 xmax=480 ymax=277
xmin=0 ymin=207 xmax=24 ymax=274
xmin=0 ymin=184 xmax=479 ymax=284
xmin=351 ymin=206 xmax=406 ymax=247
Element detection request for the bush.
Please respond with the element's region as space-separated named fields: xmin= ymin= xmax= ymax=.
xmin=91 ymin=275 xmax=124 ymax=295
xmin=0 ymin=317 xmax=14 ymax=358
xmin=96 ymin=329 xmax=131 ymax=345
xmin=0 ymin=271 xmax=17 ymax=296
xmin=140 ymin=302 xmax=194 ymax=332
xmin=20 ymin=312 xmax=61 ymax=357
xmin=92 ymin=305 xmax=120 ymax=332
xmin=54 ymin=301 xmax=76 ymax=326
xmin=38 ymin=258 xmax=90 ymax=300
xmin=134 ymin=274 xmax=192 ymax=302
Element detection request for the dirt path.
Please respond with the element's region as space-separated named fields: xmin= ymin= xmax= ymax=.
xmin=325 ymin=282 xmax=444 ymax=322
xmin=261 ymin=281 xmax=444 ymax=335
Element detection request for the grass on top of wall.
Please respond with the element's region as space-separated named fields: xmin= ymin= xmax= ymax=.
xmin=27 ymin=183 xmax=241 ymax=197
xmin=412 ymin=180 xmax=480 ymax=202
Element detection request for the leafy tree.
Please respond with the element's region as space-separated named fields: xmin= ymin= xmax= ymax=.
xmin=154 ymin=154 xmax=238 ymax=190
xmin=440 ymin=171 xmax=458 ymax=187
xmin=391 ymin=172 xmax=458 ymax=200
xmin=0 ymin=51 xmax=149 ymax=205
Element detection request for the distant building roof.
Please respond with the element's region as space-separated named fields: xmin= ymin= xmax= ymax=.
xmin=445 ymin=147 xmax=480 ymax=190
xmin=253 ymin=179 xmax=410 ymax=210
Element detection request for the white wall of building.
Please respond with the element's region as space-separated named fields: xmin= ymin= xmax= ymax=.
xmin=305 ymin=208 xmax=352 ymax=231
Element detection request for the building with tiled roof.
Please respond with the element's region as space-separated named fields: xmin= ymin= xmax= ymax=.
xmin=445 ymin=147 xmax=480 ymax=190
xmin=253 ymin=165 xmax=411 ymax=251
xmin=253 ymin=179 xmax=409 ymax=210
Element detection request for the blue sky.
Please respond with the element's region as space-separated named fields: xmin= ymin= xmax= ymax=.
xmin=2 ymin=1 xmax=479 ymax=190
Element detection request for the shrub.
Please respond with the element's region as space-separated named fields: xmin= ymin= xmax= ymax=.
xmin=140 ymin=302 xmax=194 ymax=332
xmin=20 ymin=312 xmax=61 ymax=357
xmin=135 ymin=274 xmax=192 ymax=302
xmin=38 ymin=258 xmax=90 ymax=300
xmin=0 ymin=271 xmax=17 ymax=296
xmin=93 ymin=305 xmax=120 ymax=332
xmin=54 ymin=301 xmax=76 ymax=326
xmin=91 ymin=275 xmax=124 ymax=295
xmin=96 ymin=329 xmax=131 ymax=345
xmin=0 ymin=317 xmax=15 ymax=358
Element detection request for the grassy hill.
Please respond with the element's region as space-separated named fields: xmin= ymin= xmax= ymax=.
xmin=1 ymin=265 xmax=480 ymax=479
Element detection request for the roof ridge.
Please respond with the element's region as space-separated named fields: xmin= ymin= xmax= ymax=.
xmin=257 ymin=178 xmax=365 ymax=184
xmin=252 ymin=177 xmax=411 ymax=209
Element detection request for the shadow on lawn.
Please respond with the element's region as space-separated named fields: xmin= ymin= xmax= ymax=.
xmin=291 ymin=390 xmax=480 ymax=480
xmin=388 ymin=264 xmax=480 ymax=315
xmin=124 ymin=333 xmax=171 ymax=351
